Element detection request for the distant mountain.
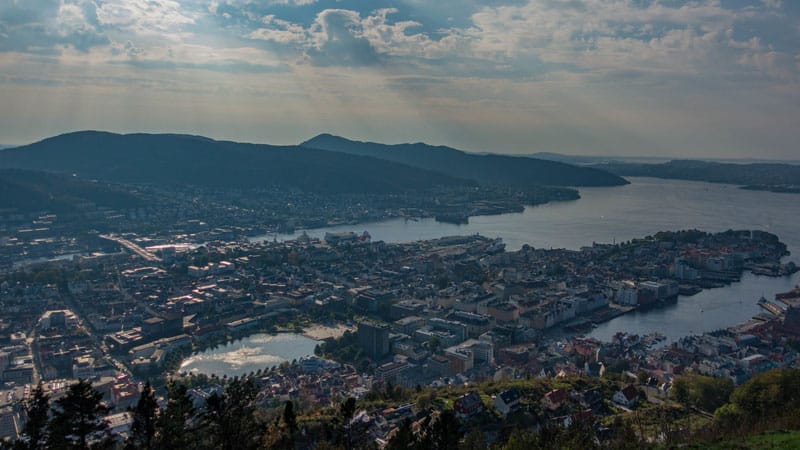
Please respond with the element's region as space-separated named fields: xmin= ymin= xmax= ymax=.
xmin=528 ymin=152 xmax=673 ymax=165
xmin=0 ymin=131 xmax=472 ymax=194
xmin=0 ymin=168 xmax=142 ymax=213
xmin=597 ymin=160 xmax=800 ymax=189
xmin=301 ymin=134 xmax=628 ymax=188
xmin=532 ymin=152 xmax=800 ymax=166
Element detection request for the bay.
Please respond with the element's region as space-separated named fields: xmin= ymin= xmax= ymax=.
xmin=252 ymin=177 xmax=800 ymax=343
xmin=254 ymin=177 xmax=800 ymax=255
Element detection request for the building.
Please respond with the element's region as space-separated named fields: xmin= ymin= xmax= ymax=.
xmin=542 ymin=388 xmax=568 ymax=411
xmin=2 ymin=364 xmax=33 ymax=384
xmin=358 ymin=321 xmax=390 ymax=359
xmin=0 ymin=407 xmax=19 ymax=441
xmin=613 ymin=385 xmax=640 ymax=407
xmin=494 ymin=388 xmax=521 ymax=416
xmin=375 ymin=361 xmax=409 ymax=385
xmin=453 ymin=391 xmax=484 ymax=418
xmin=444 ymin=347 xmax=473 ymax=375
xmin=426 ymin=355 xmax=450 ymax=377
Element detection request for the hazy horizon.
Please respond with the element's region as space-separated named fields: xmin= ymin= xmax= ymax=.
xmin=1 ymin=1 xmax=799 ymax=159
xmin=2 ymin=130 xmax=800 ymax=164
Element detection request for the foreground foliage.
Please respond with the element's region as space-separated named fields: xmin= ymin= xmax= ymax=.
xmin=6 ymin=368 xmax=800 ymax=449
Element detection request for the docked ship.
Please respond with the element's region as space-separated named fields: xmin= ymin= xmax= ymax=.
xmin=434 ymin=213 xmax=469 ymax=225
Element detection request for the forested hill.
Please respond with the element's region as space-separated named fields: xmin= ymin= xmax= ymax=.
xmin=0 ymin=131 xmax=473 ymax=194
xmin=596 ymin=159 xmax=800 ymax=191
xmin=0 ymin=169 xmax=142 ymax=213
xmin=301 ymin=134 xmax=629 ymax=188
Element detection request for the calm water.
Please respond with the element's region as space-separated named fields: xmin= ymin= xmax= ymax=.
xmin=255 ymin=178 xmax=800 ymax=254
xmin=253 ymin=178 xmax=800 ymax=343
xmin=180 ymin=333 xmax=319 ymax=377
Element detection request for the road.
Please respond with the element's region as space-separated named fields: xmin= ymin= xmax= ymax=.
xmin=100 ymin=234 xmax=161 ymax=263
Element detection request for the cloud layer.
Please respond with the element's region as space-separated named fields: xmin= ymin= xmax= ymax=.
xmin=1 ymin=0 xmax=798 ymax=158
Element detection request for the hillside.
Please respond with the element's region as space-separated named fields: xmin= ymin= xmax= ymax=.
xmin=0 ymin=131 xmax=472 ymax=194
xmin=301 ymin=134 xmax=629 ymax=188
xmin=597 ymin=159 xmax=800 ymax=191
xmin=0 ymin=168 xmax=142 ymax=213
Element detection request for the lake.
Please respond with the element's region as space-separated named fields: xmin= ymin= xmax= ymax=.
xmin=253 ymin=177 xmax=800 ymax=343
xmin=179 ymin=333 xmax=320 ymax=378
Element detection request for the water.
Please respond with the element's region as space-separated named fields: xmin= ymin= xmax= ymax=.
xmin=179 ymin=333 xmax=319 ymax=377
xmin=252 ymin=178 xmax=800 ymax=343
xmin=588 ymin=271 xmax=799 ymax=344
xmin=253 ymin=178 xmax=800 ymax=254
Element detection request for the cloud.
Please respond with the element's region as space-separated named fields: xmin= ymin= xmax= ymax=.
xmin=0 ymin=0 xmax=108 ymax=53
xmin=96 ymin=0 xmax=197 ymax=35
xmin=109 ymin=57 xmax=287 ymax=73
xmin=247 ymin=7 xmax=466 ymax=67
xmin=461 ymin=0 xmax=798 ymax=82
xmin=1 ymin=0 xmax=799 ymax=158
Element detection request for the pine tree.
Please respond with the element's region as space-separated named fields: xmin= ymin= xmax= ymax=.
xmin=46 ymin=379 xmax=112 ymax=450
xmin=154 ymin=382 xmax=196 ymax=450
xmin=427 ymin=410 xmax=461 ymax=450
xmin=15 ymin=383 xmax=50 ymax=450
xmin=199 ymin=378 xmax=262 ymax=450
xmin=460 ymin=428 xmax=486 ymax=450
xmin=126 ymin=381 xmax=158 ymax=450
xmin=340 ymin=397 xmax=357 ymax=449
xmin=282 ymin=400 xmax=297 ymax=434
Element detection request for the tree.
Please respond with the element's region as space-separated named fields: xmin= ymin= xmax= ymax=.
xmin=419 ymin=410 xmax=461 ymax=450
xmin=126 ymin=381 xmax=158 ymax=450
xmin=726 ymin=368 xmax=800 ymax=429
xmin=282 ymin=400 xmax=297 ymax=435
xmin=460 ymin=428 xmax=486 ymax=450
xmin=340 ymin=397 xmax=357 ymax=423
xmin=46 ymin=379 xmax=112 ymax=450
xmin=340 ymin=397 xmax=357 ymax=449
xmin=200 ymin=378 xmax=262 ymax=450
xmin=386 ymin=418 xmax=417 ymax=450
xmin=671 ymin=377 xmax=690 ymax=406
xmin=673 ymin=375 xmax=734 ymax=413
xmin=155 ymin=382 xmax=196 ymax=450
xmin=501 ymin=429 xmax=539 ymax=450
xmin=15 ymin=383 xmax=50 ymax=450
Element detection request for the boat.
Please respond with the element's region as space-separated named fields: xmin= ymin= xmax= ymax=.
xmin=776 ymin=285 xmax=800 ymax=301
xmin=434 ymin=213 xmax=469 ymax=225
xmin=757 ymin=296 xmax=786 ymax=317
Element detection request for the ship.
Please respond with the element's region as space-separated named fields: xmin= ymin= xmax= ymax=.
xmin=434 ymin=213 xmax=469 ymax=225
xmin=776 ymin=285 xmax=800 ymax=301
xmin=757 ymin=296 xmax=786 ymax=317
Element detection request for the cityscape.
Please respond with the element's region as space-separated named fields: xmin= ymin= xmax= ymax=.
xmin=2 ymin=0 xmax=800 ymax=449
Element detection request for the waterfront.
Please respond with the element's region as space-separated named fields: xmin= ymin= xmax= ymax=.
xmin=179 ymin=333 xmax=320 ymax=378
xmin=255 ymin=178 xmax=800 ymax=255
xmin=588 ymin=271 xmax=800 ymax=344
xmin=254 ymin=177 xmax=800 ymax=343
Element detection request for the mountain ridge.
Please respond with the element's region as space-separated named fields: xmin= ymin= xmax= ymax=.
xmin=0 ymin=131 xmax=473 ymax=194
xmin=597 ymin=159 xmax=800 ymax=189
xmin=301 ymin=133 xmax=628 ymax=188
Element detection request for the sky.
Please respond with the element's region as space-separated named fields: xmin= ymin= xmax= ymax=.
xmin=0 ymin=0 xmax=798 ymax=159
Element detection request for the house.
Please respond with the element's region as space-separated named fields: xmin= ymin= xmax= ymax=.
xmin=585 ymin=361 xmax=605 ymax=378
xmin=453 ymin=391 xmax=484 ymax=419
xmin=613 ymin=385 xmax=640 ymax=407
xmin=542 ymin=388 xmax=569 ymax=411
xmin=494 ymin=388 xmax=521 ymax=416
